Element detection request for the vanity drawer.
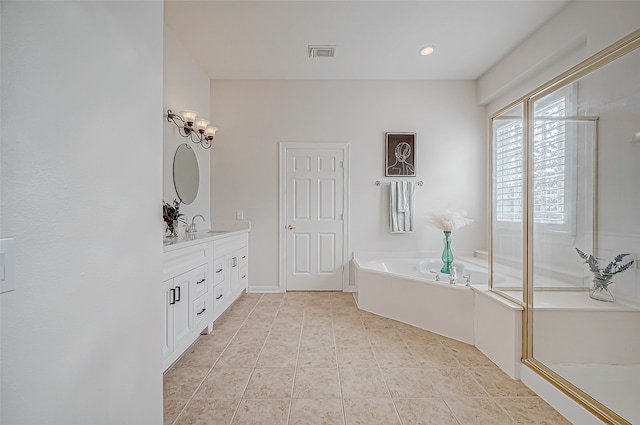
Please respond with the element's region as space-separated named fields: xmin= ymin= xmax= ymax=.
xmin=213 ymin=234 xmax=247 ymax=255
xmin=190 ymin=264 xmax=208 ymax=299
xmin=213 ymin=257 xmax=225 ymax=285
xmin=239 ymin=266 xmax=248 ymax=290
xmin=213 ymin=282 xmax=227 ymax=308
xmin=192 ymin=293 xmax=210 ymax=333
xmin=238 ymin=248 xmax=248 ymax=269
xmin=163 ymin=243 xmax=210 ymax=281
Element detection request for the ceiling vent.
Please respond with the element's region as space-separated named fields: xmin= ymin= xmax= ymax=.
xmin=308 ymin=45 xmax=336 ymax=58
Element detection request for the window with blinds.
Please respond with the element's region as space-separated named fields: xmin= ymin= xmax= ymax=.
xmin=494 ymin=87 xmax=574 ymax=231
xmin=495 ymin=119 xmax=524 ymax=222
xmin=533 ymin=96 xmax=567 ymax=225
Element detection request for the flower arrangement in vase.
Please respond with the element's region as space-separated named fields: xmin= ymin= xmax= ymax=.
xmin=427 ymin=209 xmax=473 ymax=274
xmin=575 ymin=248 xmax=634 ymax=302
xmin=163 ymin=199 xmax=184 ymax=237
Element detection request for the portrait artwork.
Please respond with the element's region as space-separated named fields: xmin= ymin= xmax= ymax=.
xmin=385 ymin=132 xmax=416 ymax=177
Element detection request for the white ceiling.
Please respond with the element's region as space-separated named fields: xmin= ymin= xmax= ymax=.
xmin=165 ymin=0 xmax=569 ymax=81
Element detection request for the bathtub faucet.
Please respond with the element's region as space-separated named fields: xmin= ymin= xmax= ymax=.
xmin=449 ymin=267 xmax=458 ymax=284
xmin=428 ymin=270 xmax=440 ymax=282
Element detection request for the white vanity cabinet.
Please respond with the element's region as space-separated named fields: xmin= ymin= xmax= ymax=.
xmin=212 ymin=233 xmax=249 ymax=322
xmin=162 ymin=227 xmax=250 ymax=371
xmin=162 ymin=243 xmax=212 ymax=371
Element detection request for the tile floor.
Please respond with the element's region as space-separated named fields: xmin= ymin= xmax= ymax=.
xmin=164 ymin=292 xmax=571 ymax=425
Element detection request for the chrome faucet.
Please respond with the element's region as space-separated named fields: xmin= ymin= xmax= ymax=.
xmin=449 ymin=266 xmax=458 ymax=284
xmin=429 ymin=270 xmax=440 ymax=282
xmin=187 ymin=214 xmax=205 ymax=233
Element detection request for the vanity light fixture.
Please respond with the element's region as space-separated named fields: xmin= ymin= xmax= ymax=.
xmin=166 ymin=109 xmax=219 ymax=149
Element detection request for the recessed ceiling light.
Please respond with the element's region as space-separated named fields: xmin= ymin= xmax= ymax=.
xmin=420 ymin=46 xmax=435 ymax=56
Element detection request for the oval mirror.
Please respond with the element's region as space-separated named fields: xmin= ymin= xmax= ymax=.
xmin=173 ymin=143 xmax=199 ymax=204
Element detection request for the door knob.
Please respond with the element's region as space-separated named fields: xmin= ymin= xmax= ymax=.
xmin=287 ymin=225 xmax=296 ymax=230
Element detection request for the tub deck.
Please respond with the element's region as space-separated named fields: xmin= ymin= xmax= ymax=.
xmin=352 ymin=253 xmax=523 ymax=379
xmin=354 ymin=261 xmax=476 ymax=344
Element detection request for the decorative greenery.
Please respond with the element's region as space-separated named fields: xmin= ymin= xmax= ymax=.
xmin=163 ymin=199 xmax=183 ymax=235
xmin=575 ymin=248 xmax=634 ymax=290
xmin=427 ymin=209 xmax=473 ymax=232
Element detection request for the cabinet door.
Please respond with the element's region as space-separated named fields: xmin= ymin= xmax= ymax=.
xmin=192 ymin=293 xmax=210 ymax=334
xmin=191 ymin=263 xmax=208 ymax=300
xmin=172 ymin=271 xmax=192 ymax=353
xmin=238 ymin=248 xmax=248 ymax=292
xmin=239 ymin=266 xmax=248 ymax=292
xmin=212 ymin=257 xmax=225 ymax=286
xmin=213 ymin=283 xmax=224 ymax=309
xmin=228 ymin=252 xmax=240 ymax=297
xmin=163 ymin=279 xmax=174 ymax=360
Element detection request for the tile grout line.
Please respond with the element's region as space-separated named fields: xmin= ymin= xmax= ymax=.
xmin=285 ymin=296 xmax=303 ymax=425
xmin=442 ymin=341 xmax=520 ymax=425
xmin=436 ymin=340 xmax=479 ymax=425
xmin=227 ymin=293 xmax=281 ymax=425
xmin=211 ymin=293 xmax=261 ymax=425
xmin=330 ymin=302 xmax=348 ymax=425
xmin=169 ymin=293 xmax=265 ymax=425
xmin=371 ymin=324 xmax=408 ymax=425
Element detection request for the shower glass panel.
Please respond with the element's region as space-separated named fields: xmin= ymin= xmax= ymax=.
xmin=531 ymin=84 xmax=597 ymax=292
xmin=531 ymin=41 xmax=640 ymax=425
xmin=490 ymin=103 xmax=525 ymax=302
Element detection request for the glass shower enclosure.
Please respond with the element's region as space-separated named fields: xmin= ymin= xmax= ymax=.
xmin=490 ymin=30 xmax=640 ymax=425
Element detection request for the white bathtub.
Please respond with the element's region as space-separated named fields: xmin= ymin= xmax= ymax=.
xmin=352 ymin=253 xmax=491 ymax=344
xmin=350 ymin=252 xmax=524 ymax=378
xmin=360 ymin=257 xmax=490 ymax=286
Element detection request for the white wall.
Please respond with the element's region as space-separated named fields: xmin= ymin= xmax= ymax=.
xmin=478 ymin=1 xmax=640 ymax=113
xmin=163 ymin=25 xmax=211 ymax=232
xmin=1 ymin=2 xmax=164 ymax=423
xmin=210 ymin=80 xmax=487 ymax=289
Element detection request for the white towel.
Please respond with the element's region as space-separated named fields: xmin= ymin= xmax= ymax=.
xmin=390 ymin=181 xmax=415 ymax=233
xmin=397 ymin=181 xmax=408 ymax=212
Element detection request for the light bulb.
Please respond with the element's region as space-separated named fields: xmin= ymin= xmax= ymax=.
xmin=180 ymin=110 xmax=197 ymax=126
xmin=195 ymin=118 xmax=210 ymax=133
xmin=205 ymin=126 xmax=218 ymax=140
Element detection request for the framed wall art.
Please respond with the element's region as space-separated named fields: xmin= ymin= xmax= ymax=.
xmin=385 ymin=132 xmax=416 ymax=177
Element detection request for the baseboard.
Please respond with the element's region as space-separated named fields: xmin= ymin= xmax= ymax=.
xmin=247 ymin=285 xmax=281 ymax=293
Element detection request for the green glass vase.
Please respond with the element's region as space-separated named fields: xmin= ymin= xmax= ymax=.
xmin=441 ymin=231 xmax=454 ymax=274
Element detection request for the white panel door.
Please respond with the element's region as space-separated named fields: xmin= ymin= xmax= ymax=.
xmin=285 ymin=147 xmax=345 ymax=290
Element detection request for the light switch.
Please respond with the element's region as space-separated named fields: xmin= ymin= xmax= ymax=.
xmin=0 ymin=238 xmax=15 ymax=294
xmin=236 ymin=210 xmax=244 ymax=220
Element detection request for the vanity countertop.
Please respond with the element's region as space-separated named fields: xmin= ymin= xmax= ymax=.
xmin=163 ymin=221 xmax=250 ymax=252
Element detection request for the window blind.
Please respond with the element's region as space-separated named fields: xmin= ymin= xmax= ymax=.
xmin=494 ymin=93 xmax=569 ymax=226
xmin=533 ymin=97 xmax=566 ymax=224
xmin=495 ymin=120 xmax=524 ymax=222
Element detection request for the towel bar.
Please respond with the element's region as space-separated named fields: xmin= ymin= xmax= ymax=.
xmin=375 ymin=180 xmax=423 ymax=186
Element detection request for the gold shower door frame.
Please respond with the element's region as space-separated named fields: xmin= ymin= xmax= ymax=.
xmin=488 ymin=29 xmax=640 ymax=425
